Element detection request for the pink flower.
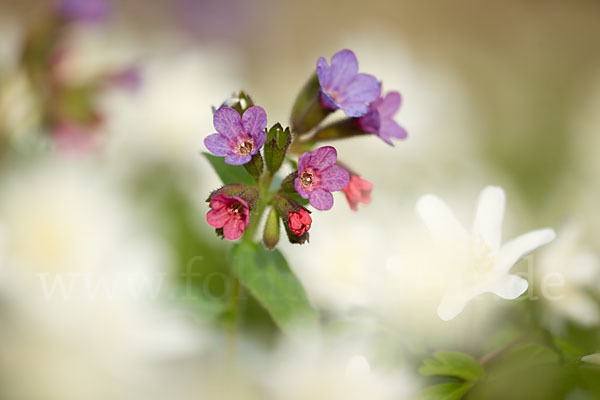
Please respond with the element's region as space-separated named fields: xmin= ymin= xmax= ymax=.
xmin=288 ymin=209 xmax=312 ymax=236
xmin=206 ymin=194 xmax=250 ymax=240
xmin=342 ymin=174 xmax=373 ymax=211
xmin=294 ymin=146 xmax=350 ymax=211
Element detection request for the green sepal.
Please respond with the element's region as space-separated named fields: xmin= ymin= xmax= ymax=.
xmin=264 ymin=123 xmax=292 ymax=173
xmin=242 ymin=152 xmax=264 ymax=182
xmin=262 ymin=207 xmax=281 ymax=250
xmin=290 ymin=74 xmax=333 ymax=134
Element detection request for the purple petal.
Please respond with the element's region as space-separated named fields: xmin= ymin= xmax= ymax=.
xmin=294 ymin=177 xmax=309 ymax=199
xmin=378 ymin=120 xmax=407 ymax=145
xmin=213 ymin=107 xmax=244 ymax=141
xmin=338 ymin=73 xmax=380 ymax=105
xmin=341 ymin=102 xmax=369 ymax=118
xmin=378 ymin=91 xmax=402 ymax=119
xmin=357 ymin=108 xmax=380 ymax=133
xmin=316 ymin=57 xmax=330 ymax=88
xmin=204 ymin=133 xmax=232 ymax=156
xmin=320 ymin=165 xmax=350 ymax=191
xmin=224 ymin=154 xmax=251 ymax=165
xmin=251 ymin=128 xmax=267 ymax=153
xmin=327 ymin=49 xmax=359 ymax=92
xmin=308 ymin=146 xmax=337 ymax=170
xmin=320 ymin=91 xmax=339 ymax=110
xmin=308 ymin=188 xmax=334 ymax=211
xmin=297 ymin=152 xmax=312 ymax=172
xmin=242 ymin=106 xmax=267 ymax=137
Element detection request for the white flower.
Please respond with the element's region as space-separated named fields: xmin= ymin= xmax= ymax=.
xmin=416 ymin=186 xmax=556 ymax=321
xmin=582 ymin=353 xmax=600 ymax=366
xmin=261 ymin=337 xmax=415 ymax=400
xmin=537 ymin=224 xmax=600 ymax=328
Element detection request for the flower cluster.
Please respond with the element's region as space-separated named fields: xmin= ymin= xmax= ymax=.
xmin=203 ymin=49 xmax=407 ymax=248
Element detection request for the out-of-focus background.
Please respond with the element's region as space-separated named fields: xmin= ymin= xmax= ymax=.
xmin=0 ymin=0 xmax=599 ymax=399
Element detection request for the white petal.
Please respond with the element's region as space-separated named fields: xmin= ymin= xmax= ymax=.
xmin=490 ymin=274 xmax=528 ymax=299
xmin=494 ymin=228 xmax=556 ymax=275
xmin=416 ymin=194 xmax=467 ymax=246
xmin=582 ymin=353 xmax=600 ymax=366
xmin=472 ymin=186 xmax=505 ymax=250
xmin=553 ymin=293 xmax=600 ymax=327
xmin=437 ymin=294 xmax=471 ymax=321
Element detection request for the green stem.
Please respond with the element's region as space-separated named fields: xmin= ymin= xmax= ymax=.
xmin=480 ymin=334 xmax=532 ymax=365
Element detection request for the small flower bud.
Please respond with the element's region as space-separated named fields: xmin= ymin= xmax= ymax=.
xmin=264 ymin=123 xmax=291 ymax=173
xmin=207 ymin=184 xmax=259 ymax=210
xmin=290 ymin=74 xmax=333 ymax=134
xmin=262 ymin=208 xmax=280 ymax=250
xmin=273 ymin=194 xmax=311 ymax=245
xmin=216 ymin=91 xmax=255 ymax=116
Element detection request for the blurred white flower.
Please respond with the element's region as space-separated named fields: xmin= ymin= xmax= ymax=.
xmin=537 ymin=224 xmax=600 ymax=329
xmin=417 ymin=186 xmax=556 ymax=321
xmin=262 ymin=336 xmax=415 ymax=400
xmin=582 ymin=353 xmax=600 ymax=366
xmin=0 ymin=156 xmax=208 ymax=400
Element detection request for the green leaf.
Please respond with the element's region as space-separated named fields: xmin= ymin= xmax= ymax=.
xmin=485 ymin=342 xmax=560 ymax=384
xmin=231 ymin=242 xmax=318 ymax=334
xmin=416 ymin=382 xmax=474 ymax=400
xmin=419 ymin=351 xmax=484 ymax=382
xmin=202 ymin=152 xmax=254 ymax=186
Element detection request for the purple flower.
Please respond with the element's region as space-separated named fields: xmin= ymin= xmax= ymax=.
xmin=357 ymin=90 xmax=407 ymax=146
xmin=316 ymin=49 xmax=380 ymax=118
xmin=295 ymin=146 xmax=350 ymax=211
xmin=204 ymin=106 xmax=267 ymax=165
xmin=56 ymin=0 xmax=110 ymax=23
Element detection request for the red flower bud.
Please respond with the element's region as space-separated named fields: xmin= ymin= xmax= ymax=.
xmin=288 ymin=209 xmax=312 ymax=236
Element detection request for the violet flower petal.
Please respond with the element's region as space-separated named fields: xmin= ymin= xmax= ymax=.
xmin=337 ymin=73 xmax=380 ymax=105
xmin=327 ymin=49 xmax=359 ymax=92
xmin=225 ymin=154 xmax=252 ymax=165
xmin=316 ymin=57 xmax=330 ymax=88
xmin=297 ymin=152 xmax=312 ymax=172
xmin=241 ymin=106 xmax=267 ymax=137
xmin=308 ymin=188 xmax=334 ymax=211
xmin=379 ymin=120 xmax=408 ymax=145
xmin=307 ymin=146 xmax=337 ymax=170
xmin=204 ymin=133 xmax=231 ymax=156
xmin=378 ymin=92 xmax=402 ymax=118
xmin=213 ymin=107 xmax=244 ymax=141
xmin=320 ymin=166 xmax=350 ymax=191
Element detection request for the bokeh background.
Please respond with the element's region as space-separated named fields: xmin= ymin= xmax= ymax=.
xmin=0 ymin=0 xmax=599 ymax=399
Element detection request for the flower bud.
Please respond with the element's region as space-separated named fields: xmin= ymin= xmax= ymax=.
xmin=273 ymin=195 xmax=311 ymax=245
xmin=280 ymin=171 xmax=297 ymax=194
xmin=264 ymin=123 xmax=291 ymax=173
xmin=217 ymin=91 xmax=255 ymax=116
xmin=243 ymin=152 xmax=264 ymax=181
xmin=290 ymin=74 xmax=333 ymax=134
xmin=207 ymin=184 xmax=259 ymax=210
xmin=262 ymin=208 xmax=280 ymax=250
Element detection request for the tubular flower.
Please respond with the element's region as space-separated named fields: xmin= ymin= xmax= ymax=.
xmin=316 ymin=49 xmax=380 ymax=118
xmin=204 ymin=106 xmax=267 ymax=165
xmin=356 ymin=90 xmax=407 ymax=146
xmin=294 ymin=146 xmax=350 ymax=211
xmin=342 ymin=173 xmax=373 ymax=211
xmin=206 ymin=194 xmax=250 ymax=240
